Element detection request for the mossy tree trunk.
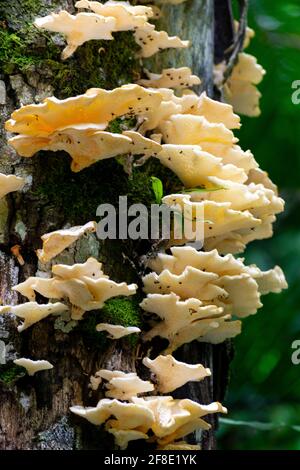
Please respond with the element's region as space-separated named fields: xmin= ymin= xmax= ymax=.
xmin=0 ymin=0 xmax=233 ymax=450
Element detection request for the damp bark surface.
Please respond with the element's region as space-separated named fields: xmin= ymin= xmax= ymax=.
xmin=0 ymin=0 xmax=233 ymax=450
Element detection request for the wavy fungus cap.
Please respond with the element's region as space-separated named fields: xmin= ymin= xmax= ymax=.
xmin=146 ymin=246 xmax=287 ymax=318
xmin=35 ymin=11 xmax=117 ymax=60
xmin=71 ymin=394 xmax=226 ymax=448
xmin=134 ymin=23 xmax=189 ymax=58
xmin=0 ymin=173 xmax=25 ymax=199
xmin=36 ymin=221 xmax=97 ymax=263
xmin=156 ymin=144 xmax=247 ymax=187
xmin=140 ymin=293 xmax=240 ymax=351
xmin=13 ymin=358 xmax=53 ymax=376
xmin=95 ymin=369 xmax=154 ymax=399
xmin=76 ymin=1 xmax=153 ymax=28
xmin=143 ymin=355 xmax=211 ymax=393
xmin=138 ymin=67 xmax=201 ymax=90
xmin=0 ymin=302 xmax=68 ymax=332
xmin=13 ymin=257 xmax=137 ymax=320
xmin=96 ymin=323 xmax=141 ymax=339
xmin=6 ymin=85 xmax=162 ymax=137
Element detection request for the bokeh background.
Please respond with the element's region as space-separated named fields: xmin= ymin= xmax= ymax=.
xmin=218 ymin=0 xmax=300 ymax=449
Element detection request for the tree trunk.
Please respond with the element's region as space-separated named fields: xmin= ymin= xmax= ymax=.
xmin=0 ymin=0 xmax=233 ymax=450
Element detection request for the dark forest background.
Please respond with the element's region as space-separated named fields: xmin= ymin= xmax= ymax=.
xmin=219 ymin=0 xmax=300 ymax=450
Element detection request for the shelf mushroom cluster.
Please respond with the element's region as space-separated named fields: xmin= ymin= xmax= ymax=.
xmin=141 ymin=246 xmax=287 ymax=352
xmin=5 ymin=84 xmax=285 ymax=255
xmin=1 ymin=255 xmax=137 ymax=324
xmin=150 ymin=91 xmax=284 ymax=253
xmin=72 ymin=354 xmax=226 ymax=449
xmin=214 ymin=25 xmax=266 ymax=117
xmin=34 ymin=0 xmax=189 ymax=60
xmin=1 ymin=0 xmax=287 ymax=452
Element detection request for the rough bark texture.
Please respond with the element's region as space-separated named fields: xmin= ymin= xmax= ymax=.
xmin=0 ymin=0 xmax=233 ymax=450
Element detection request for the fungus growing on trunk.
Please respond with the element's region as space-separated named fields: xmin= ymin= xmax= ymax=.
xmin=143 ymin=355 xmax=211 ymax=393
xmin=156 ymin=144 xmax=247 ymax=187
xmin=1 ymin=0 xmax=288 ymax=453
xmin=5 ymin=85 xmax=164 ymax=171
xmin=76 ymin=0 xmax=153 ymax=28
xmin=94 ymin=369 xmax=154 ymax=399
xmin=138 ymin=67 xmax=201 ymax=90
xmin=70 ymin=393 xmax=226 ymax=449
xmin=0 ymin=302 xmax=69 ymax=332
xmin=36 ymin=221 xmax=97 ymax=263
xmin=13 ymin=358 xmax=54 ymax=376
xmin=35 ymin=11 xmax=117 ymax=60
xmin=162 ymin=193 xmax=261 ymax=244
xmin=140 ymin=293 xmax=240 ymax=352
xmin=0 ymin=173 xmax=25 ymax=199
xmin=13 ymin=257 xmax=138 ymax=321
xmin=108 ymin=429 xmax=149 ymax=450
xmin=96 ymin=323 xmax=141 ymax=339
xmin=214 ymin=25 xmax=266 ymax=117
xmin=146 ymin=246 xmax=287 ymax=317
xmin=222 ymin=53 xmax=266 ymax=117
xmin=34 ymin=1 xmax=188 ymax=59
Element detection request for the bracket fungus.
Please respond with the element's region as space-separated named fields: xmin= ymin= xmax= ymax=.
xmin=52 ymin=257 xmax=106 ymax=280
xmin=222 ymin=53 xmax=266 ymax=117
xmin=5 ymin=85 xmax=165 ymax=171
xmin=1 ymin=0 xmax=287 ymax=453
xmin=13 ymin=358 xmax=53 ymax=376
xmin=0 ymin=302 xmax=69 ymax=332
xmin=94 ymin=369 xmax=154 ymax=399
xmin=0 ymin=173 xmax=25 ymax=199
xmin=70 ymin=398 xmax=155 ymax=428
xmin=162 ymin=193 xmax=261 ymax=244
xmin=13 ymin=257 xmax=138 ymax=321
xmin=35 ymin=11 xmax=117 ymax=60
xmin=108 ymin=429 xmax=149 ymax=450
xmin=146 ymin=246 xmax=287 ymax=318
xmin=36 ymin=221 xmax=97 ymax=263
xmin=140 ymin=245 xmax=286 ymax=350
xmin=158 ymin=113 xmax=236 ymax=148
xmin=96 ymin=323 xmax=141 ymax=339
xmin=6 ymin=85 xmax=162 ymax=137
xmin=76 ymin=1 xmax=153 ymax=29
xmin=215 ymin=25 xmax=266 ymax=117
xmin=70 ymin=393 xmax=226 ymax=449
xmin=156 ymin=144 xmax=247 ymax=187
xmin=143 ymin=355 xmax=211 ymax=393
xmin=138 ymin=67 xmax=201 ymax=90
xmin=141 ymin=293 xmax=240 ymax=352
xmin=189 ymin=92 xmax=241 ymax=129
xmin=35 ymin=1 xmax=188 ymax=60
xmin=161 ymin=188 xmax=284 ymax=252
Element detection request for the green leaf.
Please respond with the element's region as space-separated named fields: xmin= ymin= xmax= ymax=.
xmin=150 ymin=176 xmax=164 ymax=204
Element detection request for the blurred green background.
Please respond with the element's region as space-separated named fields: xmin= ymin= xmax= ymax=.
xmin=218 ymin=0 xmax=300 ymax=449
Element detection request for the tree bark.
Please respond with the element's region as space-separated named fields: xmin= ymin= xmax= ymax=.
xmin=0 ymin=0 xmax=233 ymax=450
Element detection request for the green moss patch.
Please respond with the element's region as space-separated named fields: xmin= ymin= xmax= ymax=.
xmin=0 ymin=363 xmax=25 ymax=385
xmin=80 ymin=295 xmax=143 ymax=350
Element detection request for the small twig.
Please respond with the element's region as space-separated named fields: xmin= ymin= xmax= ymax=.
xmin=223 ymin=0 xmax=249 ymax=83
